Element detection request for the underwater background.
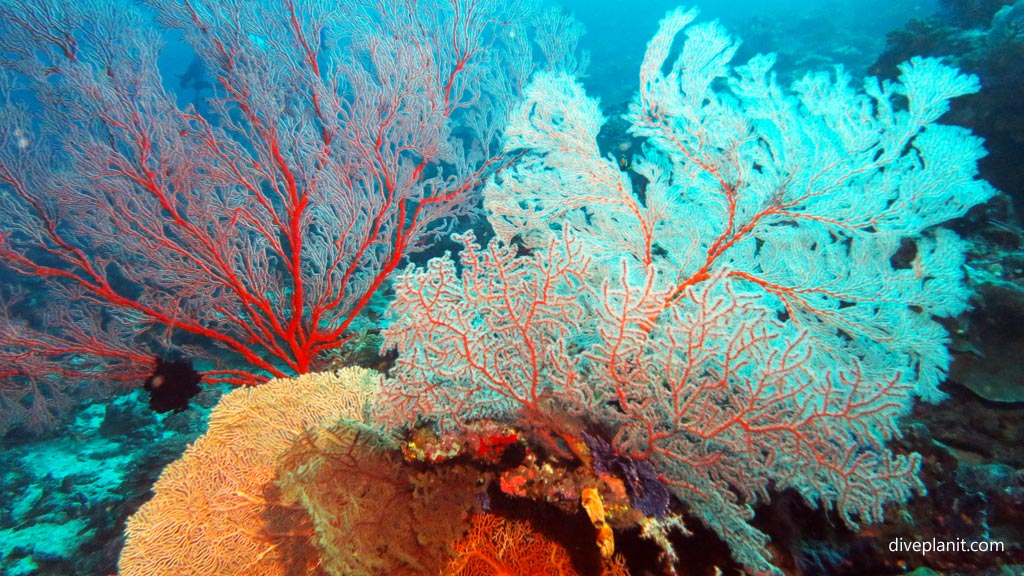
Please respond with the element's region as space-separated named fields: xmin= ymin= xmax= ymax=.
xmin=1 ymin=0 xmax=1022 ymax=574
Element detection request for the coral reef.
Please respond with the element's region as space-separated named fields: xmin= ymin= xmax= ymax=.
xmin=118 ymin=368 xmax=377 ymax=575
xmin=444 ymin=513 xmax=630 ymax=576
xmin=379 ymin=6 xmax=994 ymax=573
xmin=278 ymin=420 xmax=485 ymax=576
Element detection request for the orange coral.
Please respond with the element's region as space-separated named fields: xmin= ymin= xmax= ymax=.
xmin=445 ymin=514 xmax=578 ymax=576
xmin=445 ymin=514 xmax=631 ymax=576
xmin=118 ymin=368 xmax=378 ymax=576
xmin=278 ymin=419 xmax=484 ymax=576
